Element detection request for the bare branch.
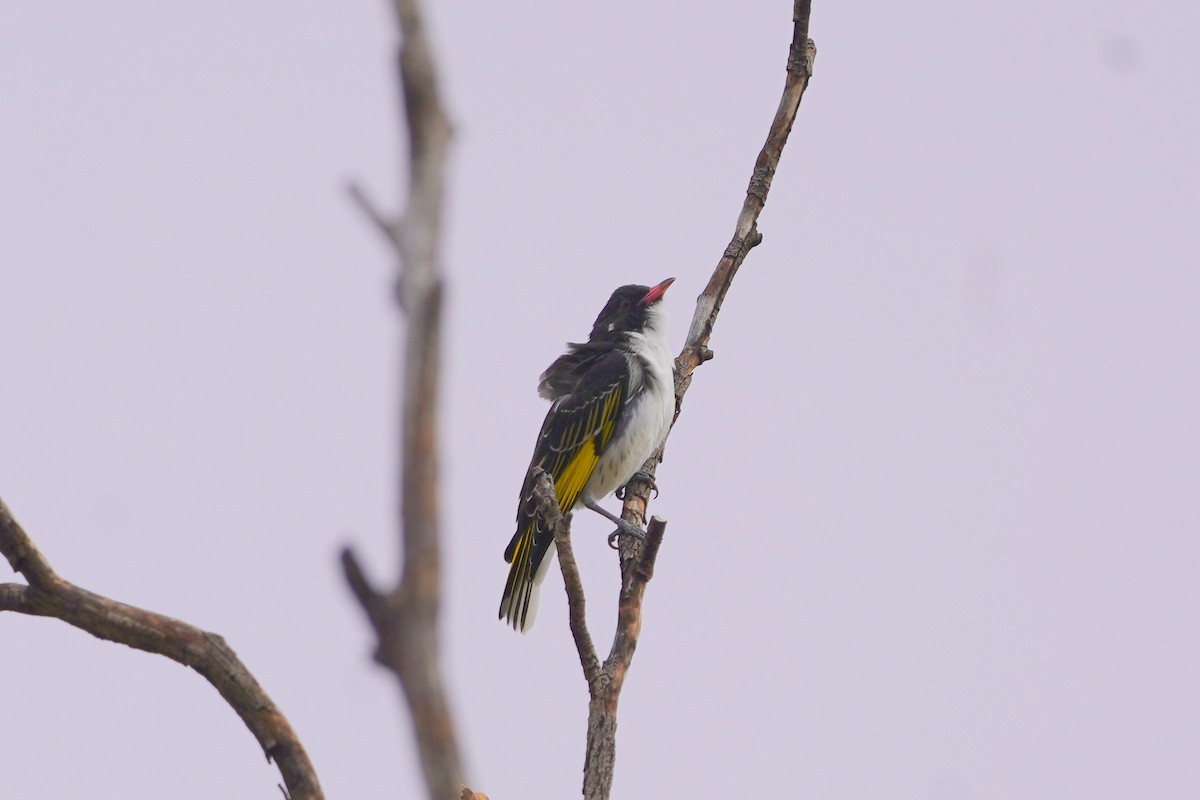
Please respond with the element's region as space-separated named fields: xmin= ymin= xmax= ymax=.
xmin=679 ymin=1 xmax=816 ymax=371
xmin=581 ymin=518 xmax=667 ymax=800
xmin=341 ymin=1 xmax=463 ymax=799
xmin=605 ymin=518 xmax=666 ymax=684
xmin=0 ymin=582 xmax=36 ymax=614
xmin=568 ymin=3 xmax=817 ymax=798
xmin=0 ymin=497 xmax=324 ymax=800
xmin=531 ymin=470 xmax=601 ymax=682
xmin=619 ymin=0 xmax=816 ymax=551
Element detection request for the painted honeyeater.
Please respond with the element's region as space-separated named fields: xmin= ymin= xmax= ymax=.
xmin=500 ymin=278 xmax=676 ymax=632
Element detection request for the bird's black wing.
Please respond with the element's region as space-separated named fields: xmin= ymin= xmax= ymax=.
xmin=500 ymin=349 xmax=630 ymax=630
xmin=537 ymin=338 xmax=624 ymax=400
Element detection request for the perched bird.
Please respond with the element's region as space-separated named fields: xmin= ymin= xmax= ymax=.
xmin=500 ymin=278 xmax=677 ymax=632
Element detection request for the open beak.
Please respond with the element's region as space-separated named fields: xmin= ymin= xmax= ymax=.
xmin=639 ymin=277 xmax=675 ymax=306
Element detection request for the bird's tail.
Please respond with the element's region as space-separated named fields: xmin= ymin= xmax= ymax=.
xmin=499 ymin=522 xmax=556 ymax=632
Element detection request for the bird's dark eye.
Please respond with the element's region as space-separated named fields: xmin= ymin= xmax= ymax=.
xmin=618 ymin=299 xmax=631 ymax=312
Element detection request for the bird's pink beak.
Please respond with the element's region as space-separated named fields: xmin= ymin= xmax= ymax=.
xmin=640 ymin=277 xmax=675 ymax=306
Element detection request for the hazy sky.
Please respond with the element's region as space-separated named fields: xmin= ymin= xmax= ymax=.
xmin=3 ymin=2 xmax=1198 ymax=799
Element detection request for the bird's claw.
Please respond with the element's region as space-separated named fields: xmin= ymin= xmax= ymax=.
xmin=607 ymin=518 xmax=646 ymax=549
xmin=616 ymin=471 xmax=659 ymax=500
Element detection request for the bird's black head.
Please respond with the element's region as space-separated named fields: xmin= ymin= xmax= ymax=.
xmin=588 ymin=278 xmax=674 ymax=341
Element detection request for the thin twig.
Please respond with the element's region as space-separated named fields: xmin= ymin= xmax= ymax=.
xmin=347 ymin=180 xmax=403 ymax=251
xmin=341 ymin=1 xmax=463 ymax=799
xmin=0 ymin=497 xmax=324 ymax=800
xmin=531 ymin=470 xmax=601 ymax=683
xmin=678 ymin=3 xmax=816 ymax=376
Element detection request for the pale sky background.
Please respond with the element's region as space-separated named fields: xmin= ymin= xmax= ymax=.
xmin=3 ymin=2 xmax=1198 ymax=799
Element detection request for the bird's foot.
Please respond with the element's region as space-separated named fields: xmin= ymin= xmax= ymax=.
xmin=607 ymin=518 xmax=647 ymax=549
xmin=584 ymin=498 xmax=646 ymax=547
xmin=616 ymin=470 xmax=659 ymax=500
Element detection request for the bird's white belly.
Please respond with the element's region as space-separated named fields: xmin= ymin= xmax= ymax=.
xmin=580 ymin=370 xmax=674 ymax=502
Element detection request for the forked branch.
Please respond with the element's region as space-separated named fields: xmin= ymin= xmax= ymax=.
xmin=0 ymin=498 xmax=323 ymax=800
xmin=531 ymin=473 xmax=666 ymax=800
xmin=340 ymin=1 xmax=466 ymax=799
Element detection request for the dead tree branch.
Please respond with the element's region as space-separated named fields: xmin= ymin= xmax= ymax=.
xmin=531 ymin=471 xmax=600 ymax=682
xmin=560 ymin=3 xmax=818 ymax=798
xmin=531 ymin=472 xmax=666 ymax=800
xmin=582 ymin=517 xmax=666 ymax=800
xmin=340 ymin=1 xmax=467 ymax=799
xmin=678 ymin=0 xmax=816 ymax=426
xmin=0 ymin=497 xmax=323 ymax=800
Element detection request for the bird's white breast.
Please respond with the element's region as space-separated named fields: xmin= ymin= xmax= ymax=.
xmin=582 ymin=305 xmax=674 ymax=502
